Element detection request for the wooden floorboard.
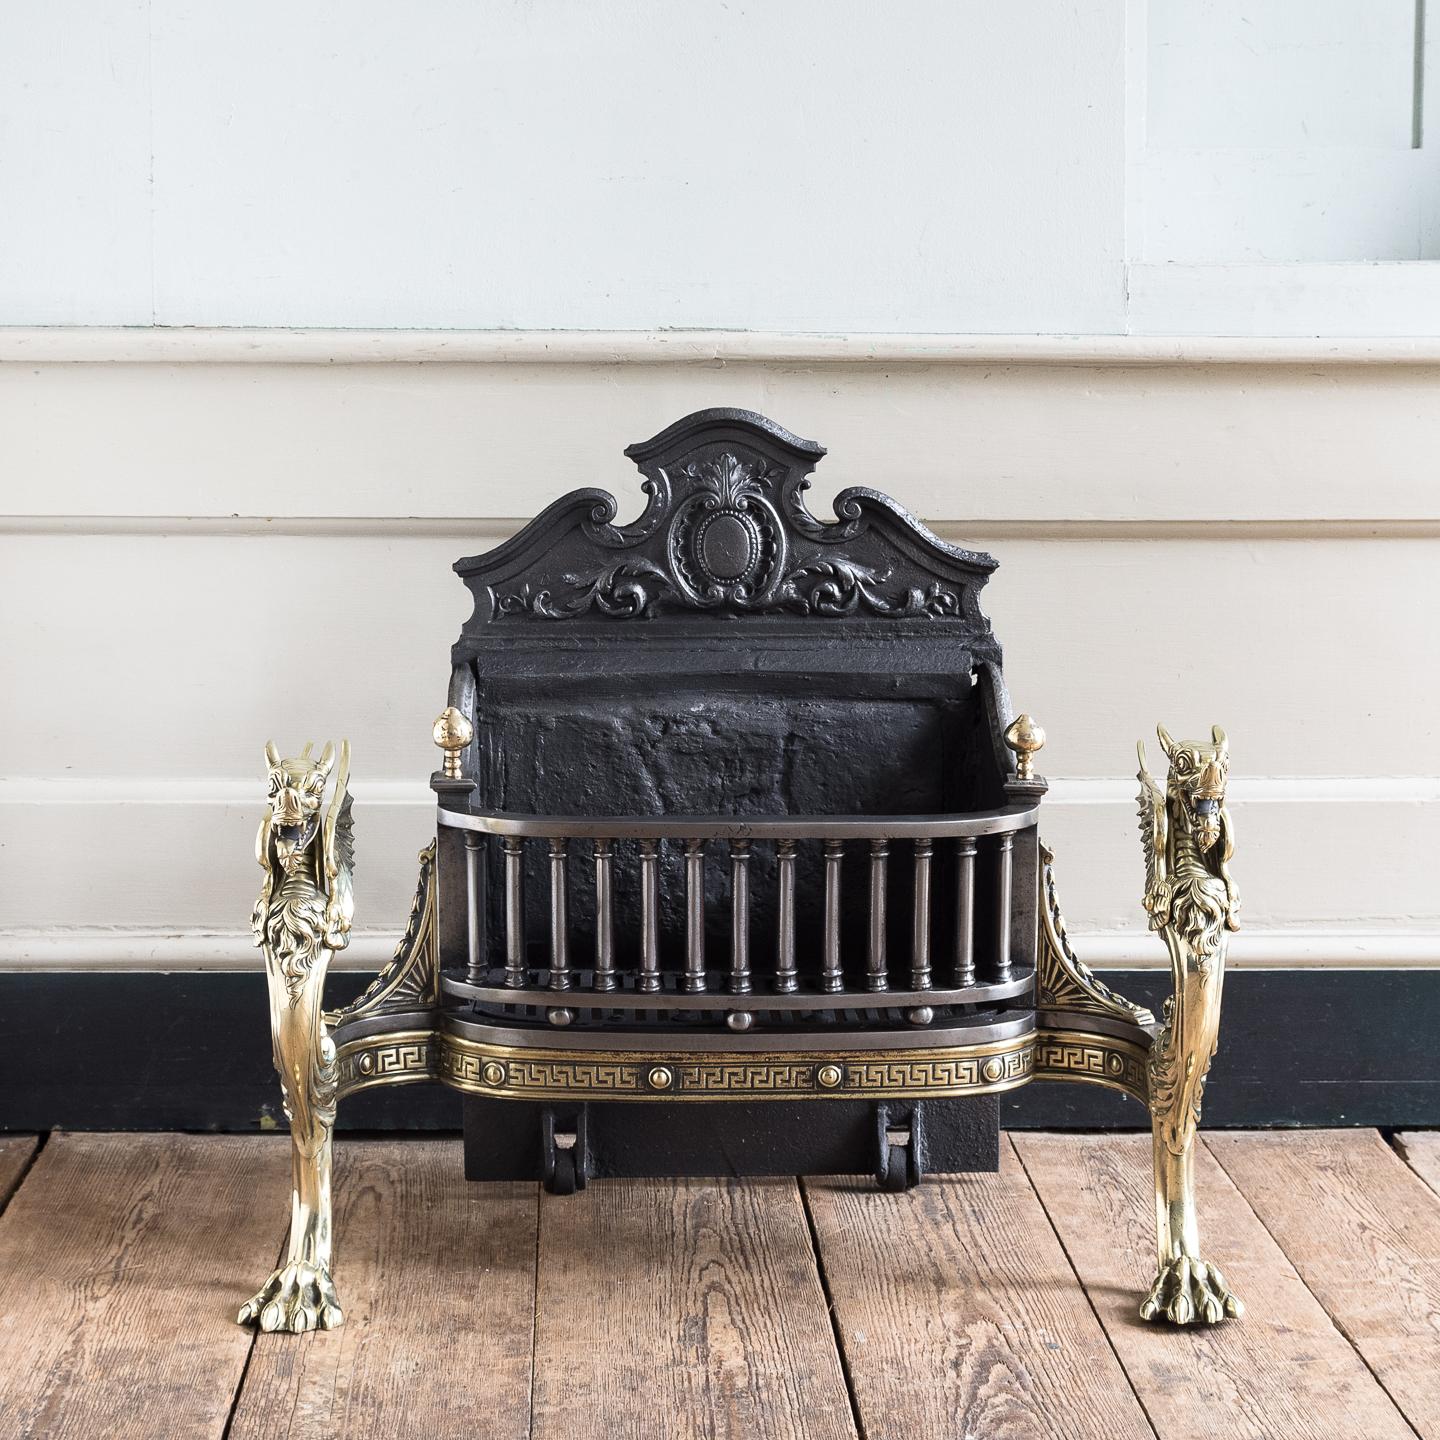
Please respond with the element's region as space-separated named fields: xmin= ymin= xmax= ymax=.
xmin=229 ymin=1139 xmax=537 ymax=1440
xmin=1209 ymin=1129 xmax=1440 ymax=1439
xmin=0 ymin=1134 xmax=39 ymax=1211
xmin=1396 ymin=1131 xmax=1440 ymax=1200
xmin=803 ymin=1140 xmax=1155 ymax=1440
xmin=530 ymin=1177 xmax=857 ymax=1440
xmin=1014 ymin=1131 xmax=1416 ymax=1440
xmin=0 ymin=1133 xmax=288 ymax=1439
xmin=10 ymin=1131 xmax=1440 ymax=1438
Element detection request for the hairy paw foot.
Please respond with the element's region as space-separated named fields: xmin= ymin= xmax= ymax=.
xmin=238 ymin=1261 xmax=345 ymax=1333
xmin=1139 ymin=1255 xmax=1243 ymax=1326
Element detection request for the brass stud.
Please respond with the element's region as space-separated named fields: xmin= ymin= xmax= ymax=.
xmin=482 ymin=1061 xmax=505 ymax=1086
xmin=1004 ymin=714 xmax=1046 ymax=781
xmin=982 ymin=1057 xmax=1005 ymax=1083
xmin=816 ymin=1063 xmax=844 ymax=1089
xmin=357 ymin=1052 xmax=375 ymax=1075
xmin=432 ymin=706 xmax=474 ymax=779
xmin=648 ymin=1065 xmax=674 ymax=1091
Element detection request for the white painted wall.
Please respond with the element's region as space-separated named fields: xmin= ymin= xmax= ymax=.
xmin=6 ymin=0 xmax=1439 ymax=335
xmin=1 ymin=346 xmax=1437 ymax=971
xmin=0 ymin=1 xmax=1129 ymax=332
xmin=0 ymin=4 xmax=1436 ymax=973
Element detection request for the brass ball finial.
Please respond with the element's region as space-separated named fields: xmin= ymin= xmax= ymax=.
xmin=432 ymin=706 xmax=474 ymax=779
xmin=1004 ymin=714 xmax=1046 ymax=781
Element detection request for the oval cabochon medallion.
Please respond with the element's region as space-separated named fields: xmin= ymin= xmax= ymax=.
xmin=697 ymin=511 xmax=758 ymax=582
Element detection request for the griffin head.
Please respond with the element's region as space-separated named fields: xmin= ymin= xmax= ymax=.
xmin=264 ymin=740 xmax=335 ymax=869
xmin=1157 ymin=724 xmax=1228 ymax=852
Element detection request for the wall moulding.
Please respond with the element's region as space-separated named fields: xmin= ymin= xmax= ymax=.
xmin=5 ymin=515 xmax=1439 ymax=542
xmin=2 ymin=775 xmax=1431 ymax=808
xmin=5 ymin=327 xmax=1440 ymax=367
xmin=1 ymin=928 xmax=1433 ymax=974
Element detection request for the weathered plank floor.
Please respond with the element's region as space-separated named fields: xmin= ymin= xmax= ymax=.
xmin=1 ymin=1131 xmax=1436 ymax=1439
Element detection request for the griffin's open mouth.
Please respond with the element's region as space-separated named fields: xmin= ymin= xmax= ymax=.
xmin=272 ymin=816 xmax=318 ymax=864
xmin=1189 ymin=794 xmax=1222 ymax=849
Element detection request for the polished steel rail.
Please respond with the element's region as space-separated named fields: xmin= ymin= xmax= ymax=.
xmin=443 ymin=974 xmax=1035 ymax=1012
xmin=438 ymin=802 xmax=1038 ymax=1013
xmin=437 ymin=802 xmax=1038 ymax=840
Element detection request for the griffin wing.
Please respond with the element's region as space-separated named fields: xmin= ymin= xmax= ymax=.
xmin=251 ymin=811 xmax=274 ymax=946
xmin=1136 ymin=739 xmax=1166 ymax=898
xmin=331 ymin=791 xmax=355 ymax=877
xmin=320 ymin=740 xmax=356 ymax=951
xmin=323 ymin=740 xmax=355 ymax=887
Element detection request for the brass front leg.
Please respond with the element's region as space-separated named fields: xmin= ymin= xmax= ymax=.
xmin=1137 ymin=726 xmax=1243 ymax=1326
xmin=238 ymin=955 xmax=343 ymax=1333
xmin=1141 ymin=927 xmax=1241 ymax=1324
xmin=239 ymin=740 xmax=354 ymax=1333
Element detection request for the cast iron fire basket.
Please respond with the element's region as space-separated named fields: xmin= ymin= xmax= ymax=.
xmin=241 ymin=408 xmax=1244 ymax=1334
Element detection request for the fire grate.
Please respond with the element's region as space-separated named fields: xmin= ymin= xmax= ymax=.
xmin=240 ymin=408 xmax=1245 ymax=1334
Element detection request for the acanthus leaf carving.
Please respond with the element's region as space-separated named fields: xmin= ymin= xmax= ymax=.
xmin=776 ymin=558 xmax=960 ymax=618
xmin=494 ymin=558 xmax=675 ymax=620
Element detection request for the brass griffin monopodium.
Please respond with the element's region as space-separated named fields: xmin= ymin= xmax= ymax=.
xmin=1137 ymin=725 xmax=1242 ymax=1325
xmin=239 ymin=740 xmax=353 ymax=1333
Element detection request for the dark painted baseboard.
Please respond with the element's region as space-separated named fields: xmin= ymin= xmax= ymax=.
xmin=0 ymin=969 xmax=1432 ymax=1132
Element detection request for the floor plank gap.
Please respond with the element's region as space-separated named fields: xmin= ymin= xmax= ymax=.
xmin=222 ymin=1229 xmax=285 ymax=1440
xmin=798 ymin=1178 xmax=871 ymax=1440
xmin=526 ymin=1184 xmax=542 ymax=1440
xmin=1392 ymin=1131 xmax=1440 ymax=1201
xmin=1008 ymin=1135 xmax=1161 ymax=1440
xmin=220 ymin=1326 xmax=262 ymax=1440
xmin=0 ymin=1132 xmax=44 ymax=1216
